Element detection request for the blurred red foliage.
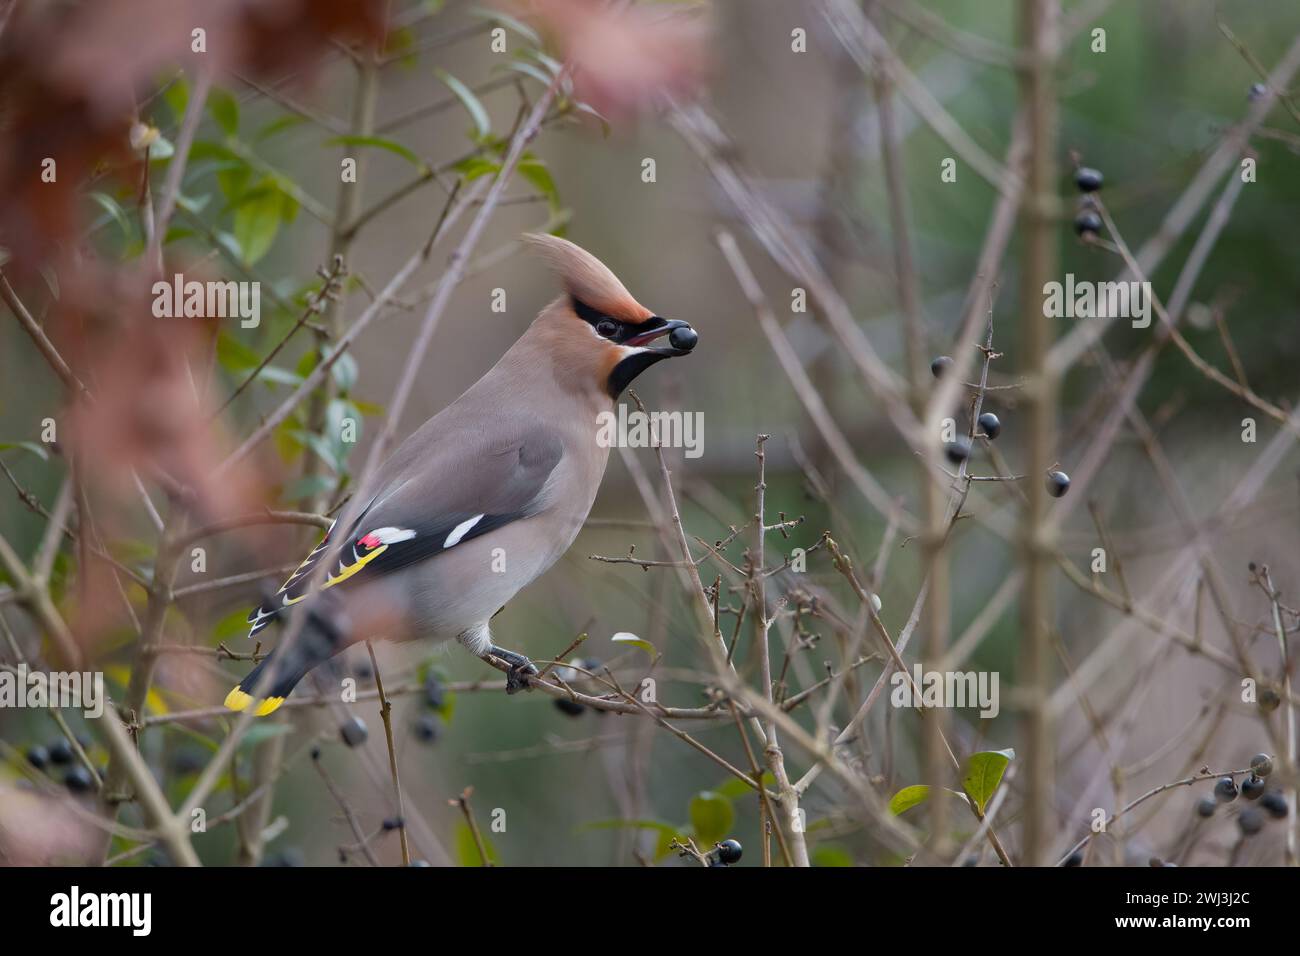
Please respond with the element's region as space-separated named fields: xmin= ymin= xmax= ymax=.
xmin=0 ymin=0 xmax=385 ymax=273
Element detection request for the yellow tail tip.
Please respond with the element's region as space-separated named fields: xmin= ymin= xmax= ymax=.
xmin=253 ymin=696 xmax=285 ymax=716
xmin=224 ymin=687 xmax=285 ymax=716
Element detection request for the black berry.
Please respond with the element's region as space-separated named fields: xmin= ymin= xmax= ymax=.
xmin=1074 ymin=167 xmax=1104 ymax=192
xmin=48 ymin=738 xmax=73 ymax=765
xmin=354 ymin=659 xmax=373 ymax=680
xmin=944 ymin=438 xmax=971 ymax=465
xmin=1248 ymin=82 xmax=1267 ymax=101
xmin=716 ymin=838 xmax=743 ymax=865
xmin=1237 ymin=807 xmax=1263 ymax=836
xmin=1062 ymin=850 xmax=1084 ymax=867
xmin=382 ymin=816 xmax=405 ymax=831
xmin=339 ymin=716 xmax=368 ymax=748
xmin=1214 ymin=776 xmax=1238 ymax=802
xmin=1073 ymin=210 xmax=1102 ymax=238
xmin=977 ymin=411 xmax=1001 ymax=439
xmin=1196 ymin=796 xmax=1216 ymax=818
xmin=554 ymin=697 xmax=586 ymax=717
xmin=1241 ymin=775 xmax=1265 ymax=800
xmin=930 ymin=355 xmax=954 ymax=379
xmin=1259 ymin=687 xmax=1281 ymax=713
xmin=1046 ymin=470 xmax=1071 ymax=498
xmin=669 ymin=326 xmax=698 ymax=352
xmin=1260 ymin=792 xmax=1288 ymax=820
xmin=26 ymin=745 xmax=50 ymax=770
xmin=424 ymin=674 xmax=446 ymax=710
xmin=1250 ymin=753 xmax=1273 ymax=778
xmin=64 ymin=765 xmax=94 ymax=793
xmin=413 ymin=714 xmax=439 ymax=743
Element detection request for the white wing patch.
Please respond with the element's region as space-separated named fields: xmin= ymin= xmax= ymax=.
xmin=368 ymin=527 xmax=418 ymax=545
xmin=443 ymin=514 xmax=484 ymax=549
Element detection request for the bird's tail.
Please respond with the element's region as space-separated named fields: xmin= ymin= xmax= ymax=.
xmin=224 ymin=609 xmax=348 ymax=716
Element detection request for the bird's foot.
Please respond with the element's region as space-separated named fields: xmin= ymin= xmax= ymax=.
xmin=486 ymin=645 xmax=538 ymax=694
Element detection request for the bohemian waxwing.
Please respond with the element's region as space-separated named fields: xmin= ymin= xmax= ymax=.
xmin=225 ymin=234 xmax=698 ymax=715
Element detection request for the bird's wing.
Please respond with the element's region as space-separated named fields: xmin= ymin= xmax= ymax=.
xmin=246 ymin=425 xmax=563 ymax=639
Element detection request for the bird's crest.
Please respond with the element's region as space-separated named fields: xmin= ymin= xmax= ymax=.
xmin=522 ymin=233 xmax=653 ymax=324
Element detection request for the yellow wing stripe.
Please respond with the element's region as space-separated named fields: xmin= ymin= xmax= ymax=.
xmin=272 ymin=541 xmax=389 ymax=610
xmin=323 ymin=542 xmax=389 ymax=588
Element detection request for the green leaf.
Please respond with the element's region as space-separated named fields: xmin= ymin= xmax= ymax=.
xmin=325 ymin=398 xmax=360 ymax=471
xmin=453 ymin=155 xmax=500 ymax=181
xmin=256 ymin=366 xmax=305 ymax=387
xmin=147 ymin=135 xmax=175 ymax=161
xmin=255 ymin=114 xmax=308 ymax=143
xmin=215 ymin=332 xmax=261 ymax=372
xmin=294 ymin=349 xmax=320 ymax=379
xmin=520 ymin=48 xmax=564 ymax=79
xmin=277 ymin=182 xmax=299 ymax=224
xmin=581 ymin=818 xmax=683 ymax=859
xmin=208 ymin=88 xmax=240 ymax=138
xmin=962 ymin=748 xmax=1014 ymax=814
xmin=212 ymin=607 xmax=253 ymax=642
xmin=217 ymin=163 xmax=251 ymax=205
xmin=470 ymin=6 xmax=541 ymax=46
xmin=237 ymin=722 xmax=291 ymax=751
xmin=189 ymin=139 xmax=239 ymax=164
xmin=0 ymin=441 xmax=50 ymax=461
xmin=610 ymin=631 xmax=657 ymax=658
xmin=325 ymin=134 xmax=426 ymax=170
xmin=454 ymin=822 xmax=498 ymax=866
xmin=812 ymin=845 xmax=854 ymax=867
xmin=518 ymin=155 xmax=560 ymax=212
xmin=162 ymin=76 xmax=190 ymax=124
xmin=431 ymin=688 xmax=456 ymax=723
xmin=324 ymin=346 xmax=358 ymax=393
xmin=274 ymin=415 xmax=304 ymax=463
xmin=232 ymin=181 xmax=283 ymax=265
xmin=287 ymin=430 xmax=341 ymax=473
xmin=88 ymin=191 xmax=133 ymax=242
xmin=889 ymin=784 xmax=931 ymax=815
xmin=573 ymin=101 xmax=612 ymax=138
xmin=435 ymin=69 xmax=491 ymax=140
xmin=715 ymin=771 xmax=773 ymax=800
xmin=175 ymin=193 xmax=211 ymax=215
xmin=689 ymin=791 xmax=734 ymax=847
xmin=499 ymin=59 xmax=553 ymax=88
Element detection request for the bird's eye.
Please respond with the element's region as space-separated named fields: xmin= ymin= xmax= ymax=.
xmin=595 ymin=319 xmax=619 ymax=338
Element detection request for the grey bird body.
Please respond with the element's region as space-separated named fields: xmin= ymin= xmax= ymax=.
xmin=358 ymin=311 xmax=613 ymax=655
xmin=225 ymin=235 xmax=696 ymax=715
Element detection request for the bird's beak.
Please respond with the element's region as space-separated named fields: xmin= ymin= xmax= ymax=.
xmin=624 ymin=317 xmax=699 ymax=356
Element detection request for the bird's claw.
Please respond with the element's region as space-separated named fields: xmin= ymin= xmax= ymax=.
xmin=505 ymin=659 xmax=538 ymax=695
xmin=486 ymin=645 xmax=538 ymax=694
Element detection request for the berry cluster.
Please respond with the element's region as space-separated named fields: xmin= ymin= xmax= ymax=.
xmin=1197 ymin=754 xmax=1289 ymax=839
xmin=25 ymin=736 xmax=97 ymax=794
xmin=929 ymin=357 xmax=1070 ymax=499
xmin=1072 ymin=166 xmax=1104 ymax=240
